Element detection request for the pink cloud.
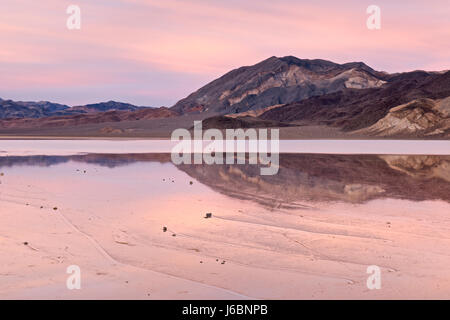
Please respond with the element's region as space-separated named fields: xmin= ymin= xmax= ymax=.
xmin=0 ymin=0 xmax=448 ymax=105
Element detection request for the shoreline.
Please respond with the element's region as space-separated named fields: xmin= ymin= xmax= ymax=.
xmin=2 ymin=140 xmax=450 ymax=157
xmin=1 ymin=135 xmax=449 ymax=141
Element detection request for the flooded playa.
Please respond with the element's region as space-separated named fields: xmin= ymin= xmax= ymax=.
xmin=1 ymin=143 xmax=450 ymax=299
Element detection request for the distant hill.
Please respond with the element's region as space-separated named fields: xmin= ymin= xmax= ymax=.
xmin=0 ymin=99 xmax=149 ymax=119
xmin=0 ymin=99 xmax=72 ymax=119
xmin=70 ymin=101 xmax=147 ymax=113
xmin=0 ymin=107 xmax=178 ymax=129
xmin=257 ymin=69 xmax=450 ymax=137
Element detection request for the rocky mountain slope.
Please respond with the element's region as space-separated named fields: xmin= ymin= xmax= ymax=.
xmin=355 ymin=97 xmax=450 ymax=137
xmin=171 ymin=55 xmax=449 ymax=138
xmin=248 ymin=69 xmax=450 ymax=137
xmin=171 ymin=56 xmax=387 ymax=114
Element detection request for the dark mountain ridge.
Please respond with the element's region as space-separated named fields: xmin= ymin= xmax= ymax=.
xmin=258 ymin=70 xmax=450 ymax=132
xmin=171 ymin=56 xmax=388 ymax=114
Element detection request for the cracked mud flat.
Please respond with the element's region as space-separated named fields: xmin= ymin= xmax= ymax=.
xmin=1 ymin=153 xmax=450 ymax=299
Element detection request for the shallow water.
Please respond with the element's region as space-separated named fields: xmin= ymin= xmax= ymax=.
xmin=1 ymin=139 xmax=450 ymax=156
xmin=1 ymin=143 xmax=450 ymax=299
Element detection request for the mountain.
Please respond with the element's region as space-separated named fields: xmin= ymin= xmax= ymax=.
xmin=171 ymin=56 xmax=387 ymax=114
xmin=172 ymin=55 xmax=449 ymax=137
xmin=0 ymin=107 xmax=178 ymax=129
xmin=0 ymin=99 xmax=72 ymax=119
xmin=1 ymin=56 xmax=449 ymax=138
xmin=70 ymin=101 xmax=146 ymax=113
xmin=0 ymin=99 xmax=148 ymax=119
xmin=256 ymin=69 xmax=450 ymax=136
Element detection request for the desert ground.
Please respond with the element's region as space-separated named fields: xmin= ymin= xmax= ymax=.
xmin=1 ymin=155 xmax=450 ymax=299
xmin=0 ymin=113 xmax=432 ymax=140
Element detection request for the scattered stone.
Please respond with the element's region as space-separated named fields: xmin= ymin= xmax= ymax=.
xmin=221 ymin=261 xmax=226 ymax=265
xmin=200 ymin=261 xmax=203 ymax=264
xmin=189 ymin=181 xmax=193 ymax=185
xmin=204 ymin=213 xmax=212 ymax=219
xmin=53 ymin=207 xmax=58 ymax=211
xmin=23 ymin=241 xmax=38 ymax=251
xmin=163 ymin=226 xmax=167 ymax=232
xmin=172 ymin=234 xmax=176 ymax=237
xmin=114 ymin=239 xmax=131 ymax=246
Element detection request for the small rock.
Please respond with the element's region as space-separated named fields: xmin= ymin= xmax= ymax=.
xmin=204 ymin=213 xmax=212 ymax=219
xmin=189 ymin=181 xmax=193 ymax=185
xmin=53 ymin=207 xmax=58 ymax=211
xmin=163 ymin=227 xmax=167 ymax=232
xmin=172 ymin=234 xmax=176 ymax=237
xmin=23 ymin=242 xmax=28 ymax=246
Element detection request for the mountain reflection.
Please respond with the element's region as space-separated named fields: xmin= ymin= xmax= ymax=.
xmin=1 ymin=153 xmax=449 ymax=205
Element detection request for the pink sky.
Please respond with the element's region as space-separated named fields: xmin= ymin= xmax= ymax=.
xmin=0 ymin=0 xmax=449 ymax=106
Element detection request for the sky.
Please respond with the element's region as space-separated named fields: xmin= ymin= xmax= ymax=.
xmin=0 ymin=0 xmax=449 ymax=106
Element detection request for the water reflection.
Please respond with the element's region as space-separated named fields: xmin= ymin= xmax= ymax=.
xmin=1 ymin=153 xmax=449 ymax=205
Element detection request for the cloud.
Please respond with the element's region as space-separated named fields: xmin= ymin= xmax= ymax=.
xmin=0 ymin=0 xmax=448 ymax=105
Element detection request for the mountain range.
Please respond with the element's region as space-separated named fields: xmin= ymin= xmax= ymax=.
xmin=0 ymin=56 xmax=449 ymax=138
xmin=0 ymin=99 xmax=149 ymax=119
